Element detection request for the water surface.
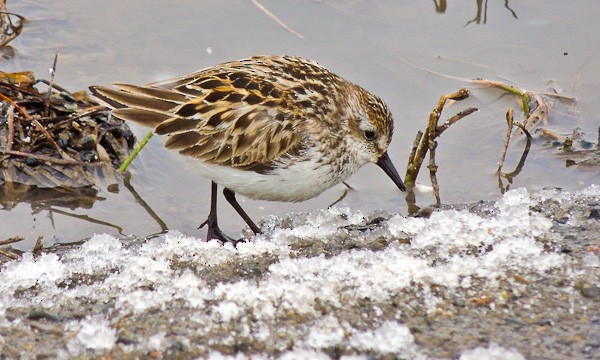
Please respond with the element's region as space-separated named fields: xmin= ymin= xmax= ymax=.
xmin=3 ymin=0 xmax=599 ymax=246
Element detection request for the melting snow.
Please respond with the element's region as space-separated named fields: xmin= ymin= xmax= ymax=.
xmin=1 ymin=186 xmax=598 ymax=358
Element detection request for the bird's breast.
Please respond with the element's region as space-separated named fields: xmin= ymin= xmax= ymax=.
xmin=194 ymin=149 xmax=361 ymax=202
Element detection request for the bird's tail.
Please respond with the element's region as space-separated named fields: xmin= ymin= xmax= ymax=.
xmin=88 ymin=84 xmax=188 ymax=129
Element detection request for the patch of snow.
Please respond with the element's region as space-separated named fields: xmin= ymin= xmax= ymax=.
xmin=279 ymin=349 xmax=332 ymax=360
xmin=349 ymin=321 xmax=417 ymax=355
xmin=1 ymin=186 xmax=593 ymax=357
xmin=1 ymin=253 xmax=66 ymax=306
xmin=303 ymin=315 xmax=345 ymax=349
xmin=66 ymin=315 xmax=117 ymax=355
xmin=459 ymin=342 xmax=526 ymax=360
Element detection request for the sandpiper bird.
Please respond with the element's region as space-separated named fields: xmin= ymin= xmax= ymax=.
xmin=90 ymin=55 xmax=405 ymax=243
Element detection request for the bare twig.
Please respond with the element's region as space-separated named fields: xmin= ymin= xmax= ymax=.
xmin=32 ymin=236 xmax=44 ymax=255
xmin=252 ymin=0 xmax=304 ymax=39
xmin=406 ymin=130 xmax=422 ymax=172
xmin=0 ymin=248 xmax=19 ymax=259
xmin=0 ymin=10 xmax=25 ymax=49
xmin=0 ymin=235 xmax=24 ymax=246
xmin=35 ymin=78 xmax=70 ymax=94
xmin=0 ymin=92 xmax=30 ymax=118
xmin=503 ymin=122 xmax=532 ymax=181
xmin=435 ymin=107 xmax=478 ymax=137
xmin=0 ymin=149 xmax=88 ymax=166
xmin=497 ymin=108 xmax=514 ymax=174
xmin=406 ymin=89 xmax=474 ymax=190
xmin=405 ymin=131 xmax=422 ymax=214
xmin=6 ymin=104 xmax=14 ymax=151
xmin=496 ymin=112 xmax=532 ymax=194
xmin=44 ymin=49 xmax=60 ymax=118
xmin=540 ymin=128 xmax=566 ymax=141
xmin=405 ymin=89 xmax=477 ymax=213
xmin=427 ymin=140 xmax=441 ymax=207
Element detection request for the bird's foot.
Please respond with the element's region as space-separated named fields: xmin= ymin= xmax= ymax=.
xmin=199 ymin=218 xmax=246 ymax=246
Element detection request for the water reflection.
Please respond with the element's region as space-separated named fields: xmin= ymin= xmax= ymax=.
xmin=497 ymin=129 xmax=532 ymax=194
xmin=434 ymin=0 xmax=518 ymax=24
xmin=47 ymin=206 xmax=124 ymax=234
xmin=1 ymin=172 xmax=168 ymax=241
xmin=0 ymin=182 xmax=102 ymax=210
xmin=121 ymin=173 xmax=168 ymax=232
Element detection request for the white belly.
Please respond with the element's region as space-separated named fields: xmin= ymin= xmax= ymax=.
xmin=193 ymin=156 xmax=357 ymax=202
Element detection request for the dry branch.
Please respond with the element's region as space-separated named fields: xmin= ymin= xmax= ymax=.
xmin=0 ymin=4 xmax=24 ymax=49
xmin=405 ymin=89 xmax=477 ymax=214
xmin=497 ymin=108 xmax=514 ymax=174
xmin=496 ymin=109 xmax=532 ymax=193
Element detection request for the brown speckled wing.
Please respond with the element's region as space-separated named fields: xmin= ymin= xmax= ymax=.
xmin=90 ymin=58 xmax=305 ymax=171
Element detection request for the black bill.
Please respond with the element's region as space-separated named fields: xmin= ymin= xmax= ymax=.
xmin=376 ymin=152 xmax=406 ymax=192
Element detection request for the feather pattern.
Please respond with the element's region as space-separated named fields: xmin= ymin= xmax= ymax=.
xmin=89 ymin=55 xmax=402 ymax=201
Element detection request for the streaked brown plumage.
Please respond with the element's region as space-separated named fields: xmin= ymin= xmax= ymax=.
xmin=90 ymin=55 xmax=405 ymax=242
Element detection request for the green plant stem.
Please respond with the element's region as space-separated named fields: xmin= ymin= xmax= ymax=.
xmin=118 ymin=131 xmax=153 ymax=172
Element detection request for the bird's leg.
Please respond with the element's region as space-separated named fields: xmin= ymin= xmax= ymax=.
xmin=223 ymin=188 xmax=262 ymax=235
xmin=199 ymin=181 xmax=238 ymax=243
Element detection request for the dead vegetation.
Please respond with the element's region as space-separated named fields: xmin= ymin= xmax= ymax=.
xmin=0 ymin=14 xmax=135 ymax=258
xmin=404 ymin=79 xmax=596 ymax=214
xmin=404 ymin=89 xmax=477 ymax=214
xmin=0 ymin=0 xmax=23 ymax=51
xmin=0 ymin=69 xmax=134 ymax=190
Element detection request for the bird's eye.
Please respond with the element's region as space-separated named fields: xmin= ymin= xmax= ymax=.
xmin=364 ymin=130 xmax=376 ymax=140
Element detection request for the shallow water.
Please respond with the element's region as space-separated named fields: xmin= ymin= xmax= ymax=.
xmin=3 ymin=0 xmax=600 ymax=247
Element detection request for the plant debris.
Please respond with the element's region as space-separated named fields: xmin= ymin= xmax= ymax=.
xmin=539 ymin=126 xmax=600 ymax=168
xmin=0 ymin=70 xmax=135 ymax=199
xmin=496 ymin=108 xmax=532 ymax=193
xmin=404 ymin=88 xmax=478 ymax=214
xmin=0 ymin=0 xmax=24 ymax=52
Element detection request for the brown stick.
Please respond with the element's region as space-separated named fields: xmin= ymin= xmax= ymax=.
xmin=497 ymin=108 xmax=514 ymax=174
xmin=32 ymin=236 xmax=44 ymax=255
xmin=0 ymin=248 xmax=19 ymax=259
xmin=428 ymin=140 xmax=441 ymax=207
xmin=540 ymin=128 xmax=565 ymax=141
xmin=406 ymin=89 xmax=471 ymax=189
xmin=404 ymin=89 xmax=476 ymax=214
xmin=0 ymin=235 xmax=24 ymax=246
xmin=6 ymin=104 xmax=14 ymax=151
xmin=436 ymin=107 xmax=478 ymax=136
xmin=44 ymin=49 xmax=60 ymax=118
xmin=0 ymin=92 xmax=29 ymax=118
xmin=0 ymin=149 xmax=89 ymax=166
